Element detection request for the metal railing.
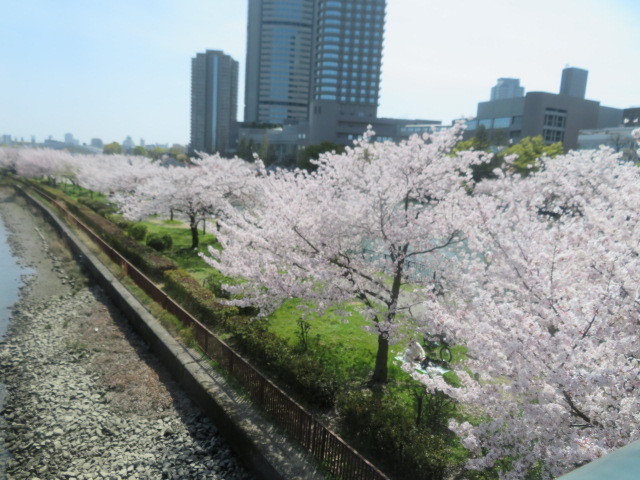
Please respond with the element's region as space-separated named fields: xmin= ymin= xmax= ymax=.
xmin=22 ymin=183 xmax=390 ymax=480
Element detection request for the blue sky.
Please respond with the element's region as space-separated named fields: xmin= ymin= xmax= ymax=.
xmin=1 ymin=0 xmax=638 ymax=146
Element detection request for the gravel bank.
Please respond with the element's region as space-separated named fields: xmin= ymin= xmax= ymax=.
xmin=0 ymin=187 xmax=254 ymax=480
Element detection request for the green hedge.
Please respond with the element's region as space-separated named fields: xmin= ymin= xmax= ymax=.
xmin=230 ymin=317 xmax=341 ymax=409
xmin=146 ymin=233 xmax=172 ymax=251
xmin=76 ymin=196 xmax=118 ymax=216
xmin=163 ymin=268 xmax=237 ymax=325
xmin=163 ymin=268 xmax=339 ymax=409
xmin=339 ymin=390 xmax=464 ymax=480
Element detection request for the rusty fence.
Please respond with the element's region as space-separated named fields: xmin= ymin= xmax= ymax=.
xmin=22 ymin=184 xmax=390 ymax=480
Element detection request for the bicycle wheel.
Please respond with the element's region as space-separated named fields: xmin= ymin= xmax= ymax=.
xmin=439 ymin=346 xmax=452 ymax=363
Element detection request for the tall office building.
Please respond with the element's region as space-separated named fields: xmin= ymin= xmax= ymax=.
xmin=560 ymin=66 xmax=588 ymax=99
xmin=244 ymin=0 xmax=387 ymax=144
xmin=190 ymin=50 xmax=239 ymax=155
xmin=244 ymin=0 xmax=315 ymax=125
xmin=307 ymin=0 xmax=387 ymax=144
xmin=490 ymin=78 xmax=524 ymax=101
xmin=244 ymin=0 xmax=386 ymax=124
xmin=311 ymin=0 xmax=385 ymax=116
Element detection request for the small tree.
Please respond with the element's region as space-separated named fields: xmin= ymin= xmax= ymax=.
xmin=500 ymin=135 xmax=563 ymax=176
xmin=103 ymin=142 xmax=123 ymax=155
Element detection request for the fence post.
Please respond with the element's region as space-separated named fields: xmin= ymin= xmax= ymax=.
xmin=226 ymin=347 xmax=234 ymax=374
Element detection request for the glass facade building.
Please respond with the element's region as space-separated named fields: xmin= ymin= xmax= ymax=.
xmin=244 ymin=0 xmax=386 ymax=126
xmin=312 ymin=0 xmax=385 ymax=116
xmin=245 ymin=0 xmax=315 ymax=125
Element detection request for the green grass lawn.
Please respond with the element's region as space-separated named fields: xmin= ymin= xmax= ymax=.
xmin=138 ymin=217 xmax=413 ymax=384
xmin=266 ymin=299 xmax=407 ymax=381
xmin=141 ymin=218 xmax=221 ymax=284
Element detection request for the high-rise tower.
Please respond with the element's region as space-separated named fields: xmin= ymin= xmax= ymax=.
xmin=307 ymin=0 xmax=386 ymax=144
xmin=244 ymin=0 xmax=315 ymax=125
xmin=190 ymin=50 xmax=239 ymax=155
xmin=242 ymin=0 xmax=388 ymax=146
xmin=311 ymin=0 xmax=385 ymax=117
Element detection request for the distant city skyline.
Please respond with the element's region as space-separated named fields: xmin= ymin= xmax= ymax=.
xmin=1 ymin=0 xmax=638 ymax=146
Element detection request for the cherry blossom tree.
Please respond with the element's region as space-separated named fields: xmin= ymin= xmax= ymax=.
xmin=202 ymin=125 xmax=487 ymax=383
xmin=13 ymin=148 xmax=67 ymax=183
xmin=411 ymin=146 xmax=640 ymax=478
xmin=75 ymin=154 xmax=163 ymax=196
xmin=117 ymin=154 xmax=261 ymax=249
xmin=0 ymin=148 xmax=19 ymax=175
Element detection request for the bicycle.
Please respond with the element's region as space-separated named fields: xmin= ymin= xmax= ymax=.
xmin=420 ymin=334 xmax=452 ymax=369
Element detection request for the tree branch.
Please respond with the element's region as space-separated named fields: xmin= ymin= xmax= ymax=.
xmin=562 ymin=390 xmax=599 ymax=428
xmin=405 ymin=231 xmax=463 ymax=258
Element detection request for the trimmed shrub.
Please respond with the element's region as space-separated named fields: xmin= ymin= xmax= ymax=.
xmin=339 ymin=391 xmax=461 ymax=480
xmin=161 ymin=234 xmax=173 ymax=250
xmin=127 ymin=222 xmax=147 ymax=241
xmin=146 ymin=233 xmax=173 ymax=251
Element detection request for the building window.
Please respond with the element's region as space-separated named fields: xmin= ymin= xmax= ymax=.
xmin=544 ymin=108 xmax=567 ymax=128
xmin=544 ymin=113 xmax=566 ymax=128
xmin=493 ymin=117 xmax=511 ymax=129
xmin=543 ymin=129 xmax=564 ymax=143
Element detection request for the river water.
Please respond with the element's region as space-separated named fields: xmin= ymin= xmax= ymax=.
xmin=0 ymin=213 xmax=31 ymax=476
xmin=0 ymin=215 xmax=29 ymax=338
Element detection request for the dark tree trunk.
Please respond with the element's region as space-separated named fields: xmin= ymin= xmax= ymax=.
xmin=371 ymin=333 xmax=389 ymax=384
xmin=189 ymin=215 xmax=199 ymax=249
xmin=370 ymin=254 xmax=405 ymax=385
